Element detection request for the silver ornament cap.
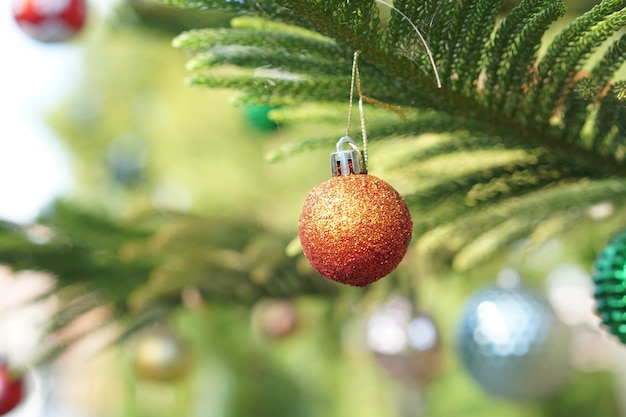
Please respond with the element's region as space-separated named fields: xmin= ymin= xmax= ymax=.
xmin=331 ymin=136 xmax=364 ymax=176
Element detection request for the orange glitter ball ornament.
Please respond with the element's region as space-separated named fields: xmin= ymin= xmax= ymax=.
xmin=299 ymin=137 xmax=412 ymax=287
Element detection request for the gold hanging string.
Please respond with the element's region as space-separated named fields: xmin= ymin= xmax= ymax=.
xmin=346 ymin=38 xmax=433 ymax=172
xmin=354 ymin=51 xmax=368 ymax=169
xmin=344 ymin=51 xmax=369 ymax=172
xmin=345 ymin=50 xmax=359 ymax=138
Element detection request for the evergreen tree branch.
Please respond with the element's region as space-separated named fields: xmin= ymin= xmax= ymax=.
xmin=526 ymin=0 xmax=625 ymax=122
xmin=417 ymin=178 xmax=626 ymax=271
xmin=0 ymin=203 xmax=337 ymax=320
xmin=456 ymin=0 xmax=504 ymax=96
xmin=483 ymin=0 xmax=553 ymax=99
xmin=495 ymin=1 xmax=565 ymax=116
xmin=164 ymin=0 xmax=278 ymax=15
xmin=12 ymin=0 xmax=626 ymax=366
xmin=591 ymin=34 xmax=626 ymax=86
xmin=594 ymin=87 xmax=623 ymax=151
xmin=186 ymin=46 xmax=352 ymax=77
xmin=156 ymin=0 xmax=626 ymax=270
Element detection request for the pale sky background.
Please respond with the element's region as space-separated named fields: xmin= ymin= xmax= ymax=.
xmin=0 ymin=0 xmax=118 ymax=224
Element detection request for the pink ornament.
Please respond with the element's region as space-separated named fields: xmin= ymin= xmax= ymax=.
xmin=12 ymin=0 xmax=86 ymax=43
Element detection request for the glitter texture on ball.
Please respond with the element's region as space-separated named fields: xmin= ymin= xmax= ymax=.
xmin=299 ymin=173 xmax=412 ymax=287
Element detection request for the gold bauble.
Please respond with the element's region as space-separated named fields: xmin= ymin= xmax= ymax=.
xmin=134 ymin=331 xmax=193 ymax=382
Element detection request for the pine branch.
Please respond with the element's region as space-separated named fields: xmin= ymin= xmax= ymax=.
xmin=594 ymin=86 xmax=623 ymax=151
xmin=187 ymin=47 xmax=351 ymax=77
xmin=427 ymin=0 xmax=457 ymax=64
xmin=483 ymin=0 xmax=556 ymax=102
xmin=441 ymin=0 xmax=506 ymax=95
xmin=493 ymin=1 xmax=566 ymax=116
xmin=174 ymin=21 xmax=342 ymax=55
xmin=15 ymin=0 xmax=624 ymax=317
xmin=526 ymin=0 xmax=626 ymax=123
xmin=0 ymin=211 xmax=338 ymax=360
xmin=384 ymin=0 xmax=436 ymax=47
xmin=454 ymin=0 xmax=504 ymax=95
xmin=164 ymin=0 xmax=277 ymax=15
xmin=417 ymin=178 xmax=626 ymax=270
xmin=165 ymin=0 xmax=626 ymax=272
xmin=591 ymin=33 xmax=626 ymax=86
xmin=0 ymin=203 xmax=337 ymax=346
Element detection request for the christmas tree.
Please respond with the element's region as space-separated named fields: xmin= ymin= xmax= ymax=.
xmin=2 ymin=0 xmax=626 ymax=415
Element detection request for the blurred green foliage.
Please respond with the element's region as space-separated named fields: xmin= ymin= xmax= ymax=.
xmin=15 ymin=0 xmax=626 ymax=416
xmin=48 ymin=9 xmax=330 ymax=230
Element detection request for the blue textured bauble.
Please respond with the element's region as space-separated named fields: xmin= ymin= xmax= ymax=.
xmin=456 ymin=284 xmax=570 ymax=401
xmin=592 ymin=229 xmax=626 ymax=344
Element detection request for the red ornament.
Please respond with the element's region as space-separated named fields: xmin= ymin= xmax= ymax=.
xmin=12 ymin=0 xmax=86 ymax=43
xmin=299 ymin=137 xmax=412 ymax=287
xmin=0 ymin=363 xmax=23 ymax=415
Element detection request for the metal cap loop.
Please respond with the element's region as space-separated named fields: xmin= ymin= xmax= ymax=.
xmin=330 ymin=136 xmax=364 ymax=176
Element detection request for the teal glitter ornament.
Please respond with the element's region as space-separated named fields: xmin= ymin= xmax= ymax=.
xmin=592 ymin=229 xmax=626 ymax=344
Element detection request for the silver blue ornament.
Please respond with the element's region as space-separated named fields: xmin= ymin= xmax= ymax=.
xmin=456 ymin=274 xmax=570 ymax=401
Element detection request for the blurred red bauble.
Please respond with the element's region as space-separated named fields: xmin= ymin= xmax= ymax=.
xmin=12 ymin=0 xmax=86 ymax=43
xmin=0 ymin=363 xmax=23 ymax=415
xmin=299 ymin=140 xmax=412 ymax=287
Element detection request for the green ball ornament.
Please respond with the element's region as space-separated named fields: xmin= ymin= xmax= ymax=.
xmin=243 ymin=105 xmax=280 ymax=131
xmin=592 ymin=229 xmax=626 ymax=344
